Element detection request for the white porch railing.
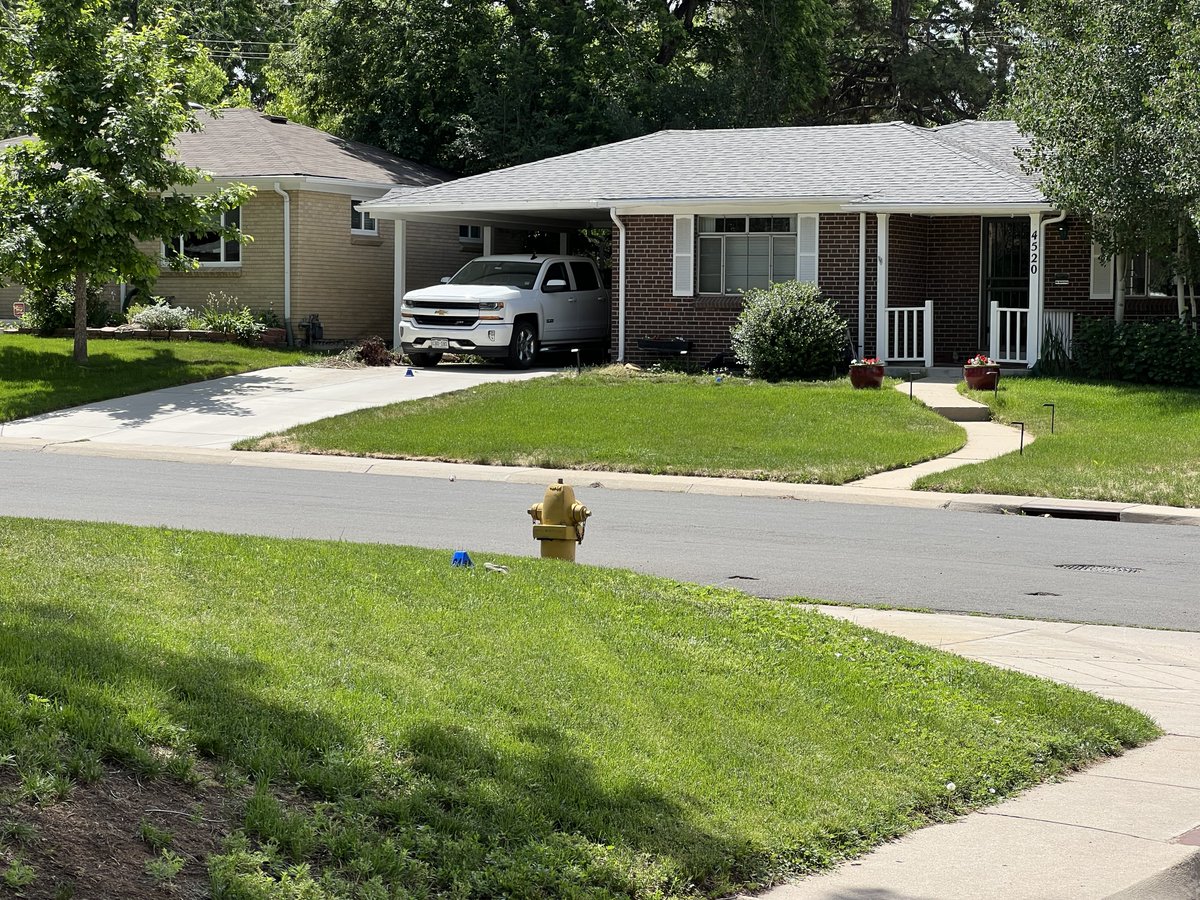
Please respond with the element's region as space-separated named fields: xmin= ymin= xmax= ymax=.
xmin=886 ymin=301 xmax=933 ymax=366
xmin=989 ymin=302 xmax=1029 ymax=364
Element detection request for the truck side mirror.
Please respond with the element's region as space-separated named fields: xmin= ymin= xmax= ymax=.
xmin=440 ymin=276 xmax=452 ymax=284
xmin=544 ymin=278 xmax=568 ymax=292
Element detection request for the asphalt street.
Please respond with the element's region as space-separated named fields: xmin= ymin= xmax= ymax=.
xmin=1 ymin=449 xmax=1196 ymax=631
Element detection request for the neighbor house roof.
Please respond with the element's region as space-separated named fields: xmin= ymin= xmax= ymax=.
xmin=369 ymin=120 xmax=1046 ymax=220
xmin=1 ymin=108 xmax=449 ymax=187
xmin=176 ymin=108 xmax=448 ymax=186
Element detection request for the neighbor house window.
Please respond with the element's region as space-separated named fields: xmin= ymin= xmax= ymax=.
xmin=351 ymin=199 xmax=378 ymax=235
xmin=166 ymin=207 xmax=241 ymax=265
xmin=459 ymin=224 xmax=482 ymax=245
xmin=697 ymin=215 xmax=815 ymax=295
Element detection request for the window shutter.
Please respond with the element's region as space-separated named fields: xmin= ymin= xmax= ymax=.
xmin=796 ymin=214 xmax=819 ymax=283
xmin=1090 ymin=244 xmax=1114 ymax=300
xmin=672 ymin=215 xmax=694 ymax=296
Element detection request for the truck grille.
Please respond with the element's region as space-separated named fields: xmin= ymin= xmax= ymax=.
xmin=413 ymin=314 xmax=478 ymax=327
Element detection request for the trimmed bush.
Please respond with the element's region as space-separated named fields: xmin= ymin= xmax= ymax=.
xmin=730 ymin=280 xmax=847 ymax=381
xmin=199 ymin=291 xmax=265 ymax=343
xmin=1072 ymin=318 xmax=1200 ymax=387
xmin=131 ymin=300 xmax=193 ymax=332
xmin=18 ymin=283 xmax=110 ymax=334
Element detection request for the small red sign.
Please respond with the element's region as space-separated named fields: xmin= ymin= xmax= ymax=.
xmin=12 ymin=301 xmax=26 ymax=317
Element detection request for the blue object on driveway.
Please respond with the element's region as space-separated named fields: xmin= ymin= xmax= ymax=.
xmin=405 ymin=368 xmax=414 ymax=377
xmin=451 ymin=550 xmax=474 ymax=568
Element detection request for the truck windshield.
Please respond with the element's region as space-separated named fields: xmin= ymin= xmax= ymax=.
xmin=449 ymin=260 xmax=542 ymax=289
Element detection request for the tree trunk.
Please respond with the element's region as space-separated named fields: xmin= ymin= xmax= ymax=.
xmin=1113 ymin=253 xmax=1126 ymax=325
xmin=73 ymin=270 xmax=89 ymax=365
xmin=1178 ymin=223 xmax=1188 ymax=323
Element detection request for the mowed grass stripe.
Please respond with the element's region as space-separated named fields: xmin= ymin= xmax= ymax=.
xmin=915 ymin=378 xmax=1200 ymax=507
xmin=0 ymin=518 xmax=1157 ymax=897
xmin=241 ymin=369 xmax=966 ymax=484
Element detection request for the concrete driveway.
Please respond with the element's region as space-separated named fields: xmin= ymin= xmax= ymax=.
xmin=0 ymin=364 xmax=552 ymax=449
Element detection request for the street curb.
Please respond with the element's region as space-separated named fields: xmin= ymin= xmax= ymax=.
xmin=1105 ymin=849 xmax=1200 ymax=899
xmin=2 ymin=436 xmax=1198 ymax=528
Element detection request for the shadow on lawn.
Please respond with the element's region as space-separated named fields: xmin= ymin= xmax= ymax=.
xmin=2 ymin=600 xmax=767 ymax=896
xmin=0 ymin=343 xmax=301 ymax=426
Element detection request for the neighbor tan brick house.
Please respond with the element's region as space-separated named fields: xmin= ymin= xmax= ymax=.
xmin=2 ymin=108 xmax=477 ymax=342
xmin=367 ymin=121 xmax=1185 ymax=367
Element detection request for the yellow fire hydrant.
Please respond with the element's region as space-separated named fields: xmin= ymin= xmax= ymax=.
xmin=528 ymin=479 xmax=591 ymax=562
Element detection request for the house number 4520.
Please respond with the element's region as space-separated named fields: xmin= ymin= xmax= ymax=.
xmin=1029 ymin=229 xmax=1040 ymax=275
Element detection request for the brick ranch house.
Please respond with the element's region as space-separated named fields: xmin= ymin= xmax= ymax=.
xmin=2 ymin=108 xmax=481 ymax=343
xmin=367 ymin=120 xmax=1179 ymax=367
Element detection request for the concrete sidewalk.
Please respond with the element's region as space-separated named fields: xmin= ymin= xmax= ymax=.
xmin=746 ymin=607 xmax=1200 ymax=900
xmin=0 ymin=364 xmax=551 ymax=449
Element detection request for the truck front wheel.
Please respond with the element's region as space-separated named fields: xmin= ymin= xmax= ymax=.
xmin=507 ymin=321 xmax=538 ymax=369
xmin=408 ymin=351 xmax=442 ymax=368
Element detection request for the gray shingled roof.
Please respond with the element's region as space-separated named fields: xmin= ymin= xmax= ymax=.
xmin=371 ymin=120 xmax=1045 ymax=212
xmin=1 ymin=108 xmax=448 ymax=187
xmin=176 ymin=108 xmax=448 ymax=185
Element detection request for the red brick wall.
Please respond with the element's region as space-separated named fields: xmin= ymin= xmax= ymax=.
xmin=818 ymin=213 xmax=876 ymax=357
xmin=928 ymin=217 xmax=983 ymax=363
xmin=609 ymin=215 xmax=743 ymax=365
xmin=1044 ymin=215 xmax=1178 ymax=323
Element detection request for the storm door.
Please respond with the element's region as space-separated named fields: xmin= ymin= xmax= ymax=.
xmin=980 ymin=218 xmax=1030 ymax=350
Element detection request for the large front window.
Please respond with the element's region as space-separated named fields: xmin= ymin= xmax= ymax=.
xmin=167 ymin=207 xmax=241 ymax=265
xmin=697 ymin=216 xmax=799 ymax=294
xmin=1126 ymin=250 xmax=1172 ymax=297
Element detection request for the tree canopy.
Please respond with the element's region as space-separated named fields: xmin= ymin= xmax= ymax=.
xmin=0 ymin=0 xmax=250 ymax=363
xmin=1007 ymin=0 xmax=1200 ymax=322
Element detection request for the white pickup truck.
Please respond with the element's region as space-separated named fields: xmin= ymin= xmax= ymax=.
xmin=398 ymin=255 xmax=610 ymax=367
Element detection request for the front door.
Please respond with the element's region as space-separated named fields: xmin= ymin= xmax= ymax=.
xmin=980 ymin=218 xmax=1030 ymax=350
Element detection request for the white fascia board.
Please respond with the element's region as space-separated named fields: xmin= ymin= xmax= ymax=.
xmin=367 ymin=194 xmax=860 ymax=218
xmin=170 ymin=176 xmax=396 ymax=196
xmin=841 ymin=201 xmax=1053 ymax=215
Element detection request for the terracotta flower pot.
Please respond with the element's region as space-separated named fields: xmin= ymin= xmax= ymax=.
xmin=849 ymin=364 xmax=886 ymax=389
xmin=963 ymin=364 xmax=1000 ymax=391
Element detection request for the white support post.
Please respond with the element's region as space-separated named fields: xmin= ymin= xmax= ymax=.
xmin=989 ymin=301 xmax=1000 ymax=361
xmin=393 ymin=218 xmax=408 ymax=349
xmin=923 ymin=300 xmax=934 ymax=367
xmin=482 ymin=225 xmax=494 ymax=257
xmin=1027 ymin=214 xmax=1042 ymax=368
xmin=876 ymin=213 xmax=889 ymax=360
xmin=857 ymin=213 xmax=866 ymax=358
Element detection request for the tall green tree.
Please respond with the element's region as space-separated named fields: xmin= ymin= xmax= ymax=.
xmin=821 ymin=0 xmax=1019 ymax=125
xmin=0 ymin=0 xmax=251 ymax=363
xmin=277 ymin=0 xmax=832 ymax=175
xmin=1007 ymin=0 xmax=1198 ymax=323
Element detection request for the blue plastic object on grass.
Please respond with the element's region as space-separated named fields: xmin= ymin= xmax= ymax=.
xmin=451 ymin=550 xmax=474 ymax=568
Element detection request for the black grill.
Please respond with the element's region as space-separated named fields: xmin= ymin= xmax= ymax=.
xmin=414 ymin=315 xmax=478 ymax=327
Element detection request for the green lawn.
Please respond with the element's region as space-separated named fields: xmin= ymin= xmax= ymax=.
xmin=240 ymin=369 xmax=966 ymax=484
xmin=0 ymin=518 xmax=1156 ymax=897
xmin=915 ymin=378 xmax=1200 ymax=508
xmin=0 ymin=333 xmax=314 ymax=422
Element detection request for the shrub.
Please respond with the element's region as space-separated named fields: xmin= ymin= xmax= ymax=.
xmin=131 ymin=300 xmax=193 ymax=332
xmin=1071 ymin=318 xmax=1200 ymax=387
xmin=18 ymin=283 xmax=110 ymax=334
xmin=730 ymin=280 xmax=847 ymax=381
xmin=200 ymin=292 xmax=266 ymax=343
xmin=256 ymin=303 xmax=283 ymax=329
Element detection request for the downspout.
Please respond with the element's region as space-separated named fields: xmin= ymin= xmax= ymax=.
xmin=273 ymin=182 xmax=293 ymax=346
xmin=857 ymin=212 xmax=866 ymax=358
xmin=609 ymin=208 xmax=626 ymax=362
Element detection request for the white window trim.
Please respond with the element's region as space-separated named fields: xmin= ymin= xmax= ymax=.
xmin=1090 ymin=244 xmax=1172 ymax=299
xmin=458 ymin=224 xmax=483 ymax=245
xmin=351 ymin=198 xmax=379 ymax=236
xmin=695 ymin=214 xmax=809 ymax=296
xmin=164 ymin=207 xmax=242 ymax=267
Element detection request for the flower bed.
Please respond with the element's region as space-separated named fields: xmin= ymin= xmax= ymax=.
xmin=21 ymin=325 xmax=288 ymax=347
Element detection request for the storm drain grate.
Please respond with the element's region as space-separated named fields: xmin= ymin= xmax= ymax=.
xmin=1055 ymin=563 xmax=1143 ymax=575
